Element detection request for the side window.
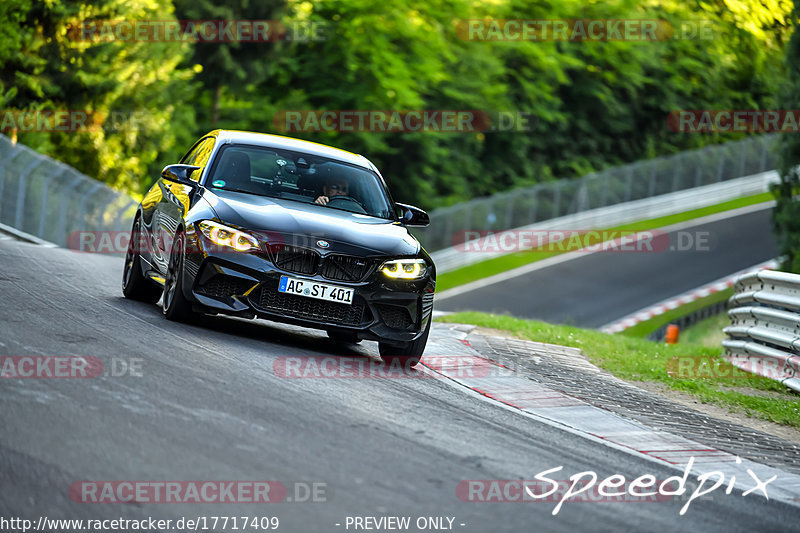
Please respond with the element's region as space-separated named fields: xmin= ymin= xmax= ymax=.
xmin=180 ymin=138 xmax=204 ymax=164
xmin=183 ymin=137 xmax=215 ymax=182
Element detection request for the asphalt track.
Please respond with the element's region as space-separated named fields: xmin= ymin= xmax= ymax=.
xmin=1 ymin=232 xmax=799 ymax=532
xmin=435 ymin=205 xmax=778 ymax=327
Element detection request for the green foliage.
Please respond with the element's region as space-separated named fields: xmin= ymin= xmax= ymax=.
xmin=0 ymin=0 xmax=198 ymax=193
xmin=0 ymin=0 xmax=795 ymax=207
xmin=774 ymin=0 xmax=800 ymax=273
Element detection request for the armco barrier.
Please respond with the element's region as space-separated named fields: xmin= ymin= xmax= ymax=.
xmin=431 ymin=171 xmax=778 ymax=273
xmin=415 ymin=134 xmax=778 ymax=254
xmin=0 ymin=134 xmax=137 ymax=247
xmin=0 ymin=132 xmax=779 ymax=258
xmin=723 ymin=270 xmax=800 ymax=392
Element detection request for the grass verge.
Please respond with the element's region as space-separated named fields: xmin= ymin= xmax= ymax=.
xmin=681 ymin=312 xmax=731 ymax=347
xmin=436 ymin=192 xmax=772 ymax=292
xmin=620 ymin=288 xmax=733 ymax=338
xmin=435 ymin=311 xmax=800 ymax=428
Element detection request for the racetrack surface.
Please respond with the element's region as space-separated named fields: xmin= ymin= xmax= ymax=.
xmin=435 ymin=206 xmax=778 ymax=328
xmin=1 ymin=235 xmax=798 ymax=532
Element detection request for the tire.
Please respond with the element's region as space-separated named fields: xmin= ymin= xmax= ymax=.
xmin=122 ymin=218 xmax=161 ymax=304
xmin=327 ymin=330 xmax=362 ymax=344
xmin=378 ymin=318 xmax=431 ymax=368
xmin=162 ymin=231 xmax=197 ymax=322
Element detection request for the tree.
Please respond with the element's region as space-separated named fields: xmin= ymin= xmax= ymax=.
xmin=773 ymin=1 xmax=800 ymax=273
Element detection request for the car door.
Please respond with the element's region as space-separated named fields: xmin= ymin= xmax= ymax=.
xmin=150 ymin=136 xmax=216 ymax=274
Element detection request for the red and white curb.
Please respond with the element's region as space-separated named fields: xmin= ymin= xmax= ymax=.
xmin=599 ymin=259 xmax=779 ymax=334
xmin=423 ymin=324 xmax=800 ymax=505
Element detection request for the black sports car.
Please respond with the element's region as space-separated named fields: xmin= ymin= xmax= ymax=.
xmin=122 ymin=130 xmax=435 ymax=366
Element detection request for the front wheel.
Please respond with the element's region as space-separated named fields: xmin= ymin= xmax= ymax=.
xmin=378 ymin=319 xmax=431 ymax=368
xmin=122 ymin=218 xmax=161 ymax=304
xmin=162 ymin=232 xmax=197 ymax=322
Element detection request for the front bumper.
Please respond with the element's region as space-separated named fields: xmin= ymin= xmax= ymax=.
xmin=181 ymin=230 xmax=435 ymax=343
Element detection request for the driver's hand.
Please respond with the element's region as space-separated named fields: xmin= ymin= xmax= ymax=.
xmin=314 ymin=196 xmax=329 ymax=205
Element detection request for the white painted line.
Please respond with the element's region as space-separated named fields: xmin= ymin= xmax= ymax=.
xmin=435 ymin=201 xmax=775 ymax=302
xmin=0 ymin=221 xmax=57 ymax=247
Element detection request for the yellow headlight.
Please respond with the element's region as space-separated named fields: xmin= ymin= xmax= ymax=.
xmin=199 ymin=221 xmax=259 ymax=252
xmin=379 ymin=259 xmax=427 ymax=279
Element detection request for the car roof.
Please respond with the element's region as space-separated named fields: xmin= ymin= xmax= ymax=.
xmin=212 ymin=130 xmax=373 ymax=170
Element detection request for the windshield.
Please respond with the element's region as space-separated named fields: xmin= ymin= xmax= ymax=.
xmin=206 ymin=144 xmax=395 ymax=220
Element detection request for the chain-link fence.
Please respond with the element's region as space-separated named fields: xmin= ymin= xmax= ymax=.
xmin=0 ymin=134 xmax=137 ymax=247
xmin=411 ymin=135 xmax=779 ymax=251
xmin=0 ymin=133 xmax=779 ymax=250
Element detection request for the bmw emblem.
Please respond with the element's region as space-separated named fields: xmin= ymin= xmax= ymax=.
xmin=316 ymin=240 xmax=330 ymax=249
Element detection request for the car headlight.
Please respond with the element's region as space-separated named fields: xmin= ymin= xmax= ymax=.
xmin=379 ymin=259 xmax=428 ymax=279
xmin=198 ymin=220 xmax=259 ymax=252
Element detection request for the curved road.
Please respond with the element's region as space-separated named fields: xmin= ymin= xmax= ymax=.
xmin=0 ymin=231 xmax=798 ymax=531
xmin=435 ymin=205 xmax=778 ymax=327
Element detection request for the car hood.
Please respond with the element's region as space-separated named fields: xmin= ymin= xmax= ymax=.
xmin=201 ymin=190 xmax=420 ymax=257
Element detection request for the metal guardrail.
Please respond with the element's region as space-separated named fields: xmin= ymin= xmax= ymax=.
xmin=0 ymin=134 xmax=137 ymax=247
xmin=431 ymin=172 xmax=777 ymax=273
xmin=0 ymin=132 xmax=778 ymax=255
xmin=723 ymin=270 xmax=800 ymax=392
xmin=412 ymin=134 xmax=778 ymax=252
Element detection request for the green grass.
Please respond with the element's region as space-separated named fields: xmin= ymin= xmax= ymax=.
xmin=621 ymin=288 xmax=733 ymax=338
xmin=435 ymin=311 xmax=800 ymax=428
xmin=437 ymin=192 xmax=773 ymax=292
xmin=681 ymin=312 xmax=731 ymax=347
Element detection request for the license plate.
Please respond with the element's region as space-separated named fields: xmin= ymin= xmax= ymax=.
xmin=278 ymin=276 xmax=354 ymax=305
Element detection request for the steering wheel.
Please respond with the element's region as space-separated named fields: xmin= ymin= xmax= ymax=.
xmin=326 ymin=195 xmax=367 ymax=214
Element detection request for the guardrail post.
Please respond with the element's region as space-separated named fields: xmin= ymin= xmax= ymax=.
xmin=624 ymin=167 xmax=633 ymax=202
xmin=671 ymin=158 xmax=681 ymax=192
xmin=37 ymin=165 xmax=69 ymax=238
xmin=13 ymin=158 xmax=44 ymax=230
xmin=553 ymin=180 xmax=562 ymax=217
xmin=647 ymin=166 xmax=656 ymax=197
xmin=0 ymin=146 xmax=22 ymax=217
xmin=527 ymin=187 xmax=538 ymax=223
xmin=75 ymin=182 xmax=103 ymax=235
xmin=56 ymin=174 xmax=87 ymax=246
xmin=111 ymin=198 xmax=137 ymax=233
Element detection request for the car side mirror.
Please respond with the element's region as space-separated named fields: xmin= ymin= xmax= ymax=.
xmin=161 ymin=164 xmax=201 ymax=186
xmin=396 ymin=203 xmax=430 ymax=227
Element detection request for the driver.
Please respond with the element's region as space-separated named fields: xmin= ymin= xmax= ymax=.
xmin=314 ymin=178 xmax=350 ymax=205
